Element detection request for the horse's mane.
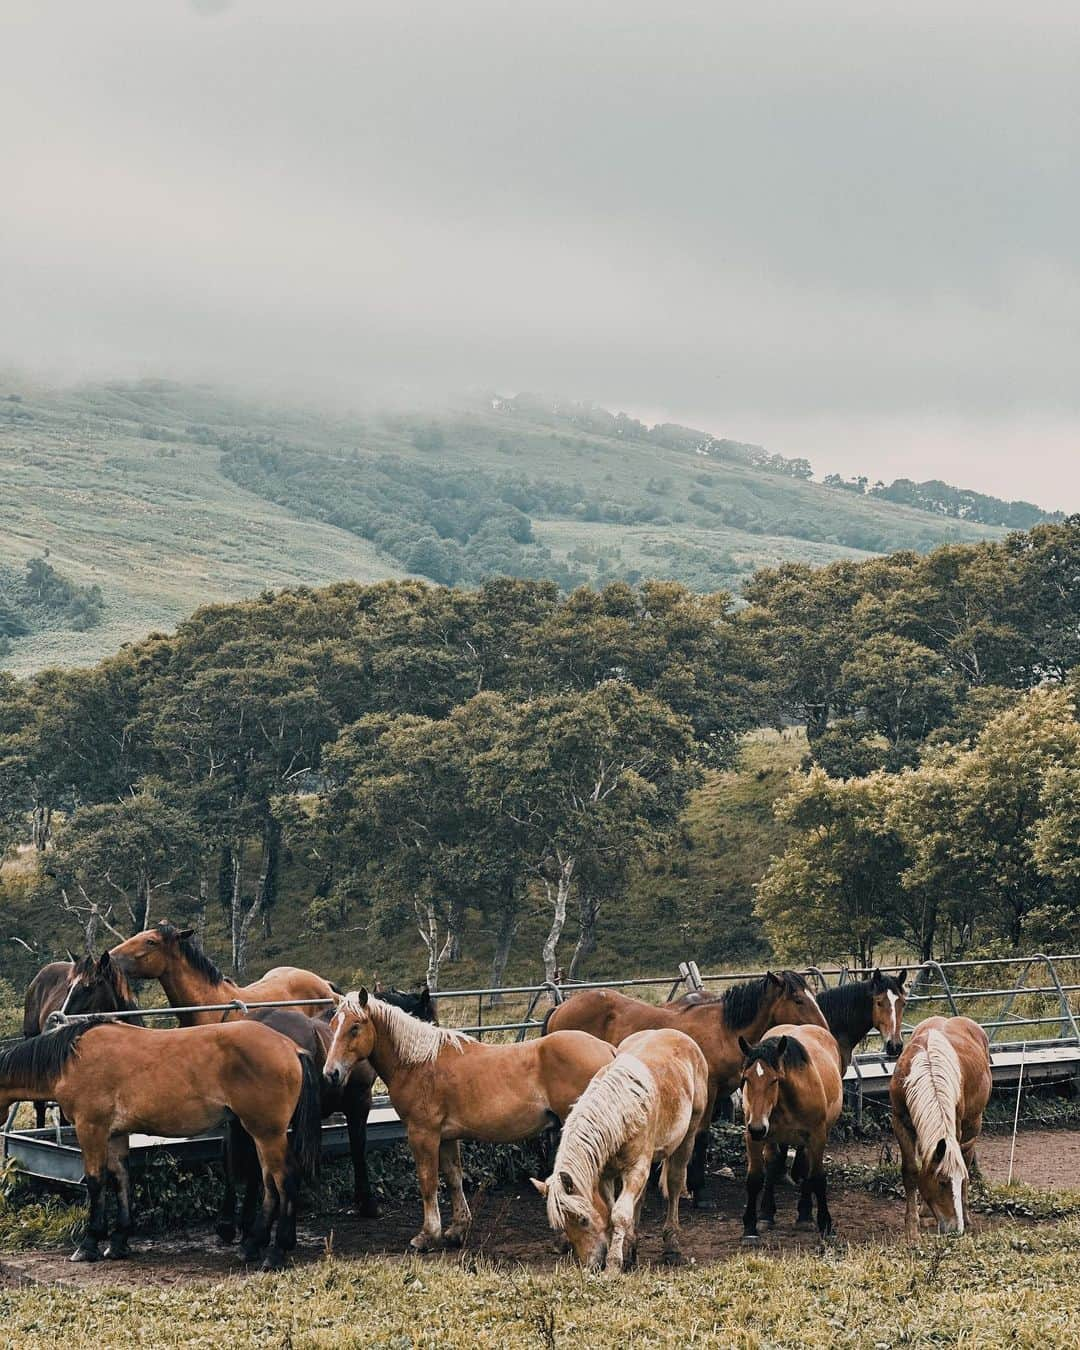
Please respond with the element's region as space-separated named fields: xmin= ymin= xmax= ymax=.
xmin=0 ymin=1021 xmax=98 ymax=1090
xmin=816 ymin=981 xmax=872 ymax=1044
xmin=153 ymin=922 xmax=230 ymax=987
xmin=546 ymin=1054 xmax=654 ymax=1229
xmin=741 ymin=1033 xmax=809 ymax=1070
xmin=721 ymin=971 xmax=810 ymax=1030
xmin=342 ymin=992 xmax=467 ymax=1064
xmin=903 ymin=1029 xmax=965 ymax=1177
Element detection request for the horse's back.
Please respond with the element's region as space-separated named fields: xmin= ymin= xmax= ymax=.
xmin=768 ymin=1022 xmax=844 ymax=1122
xmin=618 ymin=1028 xmax=710 ymax=1126
xmin=541 ymin=1028 xmax=616 ymax=1075
xmin=23 ymin=961 xmax=73 ymax=1035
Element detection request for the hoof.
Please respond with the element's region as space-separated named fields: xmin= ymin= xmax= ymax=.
xmin=661 ymin=1250 xmax=685 ymax=1266
xmin=238 ymin=1244 xmax=264 ymax=1265
xmin=104 ymin=1242 xmax=130 ymax=1261
xmin=760 ymin=1218 xmax=776 ymax=1231
xmin=70 ymin=1246 xmax=100 ymax=1263
xmin=443 ymin=1229 xmax=466 ymax=1249
xmin=740 ymin=1233 xmax=760 ymax=1245
xmin=216 ymin=1223 xmax=237 ymax=1246
xmin=794 ymin=1219 xmax=816 ymax=1232
xmin=409 ymin=1233 xmax=442 ymax=1253
xmin=261 ymin=1249 xmax=286 ymax=1272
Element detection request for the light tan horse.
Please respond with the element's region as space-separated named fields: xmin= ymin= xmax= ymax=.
xmin=0 ymin=1019 xmax=322 ymax=1269
xmin=532 ymin=1028 xmax=709 ymax=1273
xmin=545 ymin=971 xmax=829 ymax=1202
xmin=738 ymin=1024 xmax=843 ymax=1241
xmin=110 ymin=921 xmax=339 ymax=1025
xmin=324 ymin=989 xmax=615 ymax=1251
xmin=890 ymin=1015 xmax=991 ymax=1237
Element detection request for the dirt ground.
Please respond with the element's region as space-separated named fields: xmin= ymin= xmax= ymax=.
xmin=2 ymin=1129 xmax=1076 ymax=1291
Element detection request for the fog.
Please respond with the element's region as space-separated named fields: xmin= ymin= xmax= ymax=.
xmin=4 ymin=1 xmax=1079 ymax=507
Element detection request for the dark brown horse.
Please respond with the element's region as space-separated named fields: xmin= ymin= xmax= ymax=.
xmin=109 ymin=922 xmax=340 ymax=1026
xmin=217 ymin=985 xmax=438 ymax=1242
xmin=21 ymin=953 xmax=142 ymax=1127
xmin=544 ymin=972 xmax=828 ymax=1204
xmin=0 ymin=1019 xmax=322 ymax=1269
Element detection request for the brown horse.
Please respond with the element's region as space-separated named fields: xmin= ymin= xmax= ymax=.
xmin=21 ymin=953 xmax=142 ymax=1127
xmin=544 ymin=971 xmax=828 ymax=1202
xmin=324 ymin=989 xmax=615 ymax=1252
xmin=533 ymin=1028 xmax=709 ymax=1273
xmin=109 ymin=921 xmax=339 ymax=1025
xmin=738 ymin=1024 xmax=844 ymax=1242
xmin=890 ymin=1015 xmax=992 ymax=1238
xmin=0 ymin=1019 xmax=322 ymax=1269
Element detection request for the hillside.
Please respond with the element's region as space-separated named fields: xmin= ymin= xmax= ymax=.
xmin=0 ymin=377 xmax=1008 ymax=673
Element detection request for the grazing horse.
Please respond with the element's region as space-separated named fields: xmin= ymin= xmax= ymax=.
xmin=21 ymin=953 xmax=142 ymax=1127
xmin=817 ymin=969 xmax=907 ymax=1069
xmin=217 ymin=984 xmax=438 ymax=1240
xmin=0 ymin=1019 xmax=322 ymax=1269
xmin=324 ymin=989 xmax=615 ymax=1252
xmin=739 ymin=1025 xmax=844 ymax=1242
xmin=544 ymin=971 xmax=828 ymax=1203
xmin=109 ymin=921 xmax=339 ymax=1025
xmin=889 ymin=1015 xmax=991 ymax=1238
xmin=533 ymin=1028 xmax=709 ymax=1273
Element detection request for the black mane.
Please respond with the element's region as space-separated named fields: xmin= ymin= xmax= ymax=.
xmin=154 ymin=922 xmax=228 ymax=986
xmin=721 ymin=970 xmax=810 ymax=1031
xmin=0 ymin=1021 xmax=99 ymax=1090
xmin=817 ymin=981 xmax=873 ymax=1045
xmin=742 ymin=1034 xmax=809 ymax=1070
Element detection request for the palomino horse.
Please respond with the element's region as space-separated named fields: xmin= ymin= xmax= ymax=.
xmin=533 ymin=1027 xmax=709 ymax=1273
xmin=0 ymin=1019 xmax=321 ymax=1269
xmin=217 ymin=984 xmax=438 ymax=1241
xmin=324 ymin=989 xmax=615 ymax=1252
xmin=739 ymin=1024 xmax=844 ymax=1241
xmin=816 ymin=969 xmax=907 ymax=1068
xmin=21 ymin=953 xmax=142 ymax=1127
xmin=544 ymin=971 xmax=828 ymax=1202
xmin=890 ymin=1015 xmax=991 ymax=1238
xmin=109 ymin=921 xmax=339 ymax=1025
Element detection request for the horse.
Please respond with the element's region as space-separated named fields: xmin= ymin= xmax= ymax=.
xmin=324 ymin=989 xmax=616 ymax=1252
xmin=738 ymin=1024 xmax=844 ymax=1242
xmin=532 ymin=1027 xmax=709 ymax=1273
xmin=889 ymin=1015 xmax=991 ymax=1238
xmin=0 ymin=1018 xmax=322 ymax=1269
xmin=816 ymin=968 xmax=907 ymax=1069
xmin=216 ymin=984 xmax=438 ymax=1241
xmin=544 ymin=971 xmax=829 ymax=1203
xmin=21 ymin=953 xmax=142 ymax=1127
xmin=109 ymin=921 xmax=339 ymax=1025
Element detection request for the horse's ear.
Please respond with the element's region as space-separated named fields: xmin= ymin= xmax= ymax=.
xmin=96 ymin=951 xmax=112 ymax=972
xmin=530 ymin=1177 xmax=549 ymax=1198
xmin=357 ymin=986 xmax=369 ymax=1007
xmin=559 ymin=1171 xmax=575 ymax=1195
xmin=871 ymin=968 xmax=883 ymax=987
xmin=774 ymin=1035 xmax=789 ymax=1060
xmin=738 ymin=1035 xmax=752 ymax=1058
xmin=766 ymin=971 xmax=783 ymax=988
xmin=176 ymin=928 xmax=195 ymax=942
xmin=418 ymin=986 xmax=432 ymax=1007
xmin=896 ymin=968 xmax=908 ymax=987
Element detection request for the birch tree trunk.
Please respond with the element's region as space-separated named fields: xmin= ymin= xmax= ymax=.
xmin=439 ymin=898 xmax=466 ymax=964
xmin=567 ymin=890 xmax=601 ymax=981
xmin=414 ymin=899 xmax=444 ymax=992
xmin=541 ymin=853 xmax=575 ymax=985
xmin=32 ymin=800 xmax=52 ymax=852
xmin=488 ymin=905 xmax=519 ymax=1006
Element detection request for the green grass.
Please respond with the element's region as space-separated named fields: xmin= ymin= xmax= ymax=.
xmin=0 ymin=1222 xmax=1076 ymax=1348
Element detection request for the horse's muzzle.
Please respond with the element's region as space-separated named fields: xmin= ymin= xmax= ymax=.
xmin=324 ymin=1066 xmax=342 ymax=1089
xmin=885 ymin=1039 xmax=903 ymax=1059
xmin=747 ymin=1123 xmax=769 ymax=1141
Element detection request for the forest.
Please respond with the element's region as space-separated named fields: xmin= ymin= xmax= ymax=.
xmin=1 ymin=517 xmax=1078 ymax=992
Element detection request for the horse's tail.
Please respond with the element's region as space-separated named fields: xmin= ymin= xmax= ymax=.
xmin=290 ymin=1051 xmax=323 ymax=1185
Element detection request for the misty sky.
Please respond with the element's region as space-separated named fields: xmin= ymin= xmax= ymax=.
xmin=4 ymin=1 xmax=1079 ymax=509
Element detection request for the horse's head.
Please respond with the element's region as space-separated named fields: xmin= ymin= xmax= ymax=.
xmin=531 ymin=1170 xmax=610 ymax=1271
xmin=919 ymin=1135 xmax=968 ymax=1235
xmin=109 ymin=921 xmax=194 ymax=980
xmin=764 ymin=971 xmax=828 ymax=1031
xmin=738 ymin=1034 xmax=791 ymax=1140
xmin=324 ymin=988 xmax=376 ymax=1087
xmin=381 ymin=984 xmax=438 ymax=1025
xmin=868 ymin=968 xmax=907 ymax=1058
xmin=66 ymin=951 xmax=140 ymax=1016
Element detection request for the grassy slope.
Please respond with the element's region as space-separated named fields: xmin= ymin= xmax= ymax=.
xmin=0 ymin=377 xmax=1003 ymax=673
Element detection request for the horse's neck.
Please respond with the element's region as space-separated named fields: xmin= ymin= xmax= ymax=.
xmin=159 ymin=958 xmax=232 ymax=1017
xmin=727 ymin=999 xmax=779 ymax=1043
xmin=367 ymin=1020 xmax=405 ymax=1089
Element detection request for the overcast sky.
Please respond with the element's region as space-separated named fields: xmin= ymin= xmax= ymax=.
xmin=4 ymin=1 xmax=1079 ymax=508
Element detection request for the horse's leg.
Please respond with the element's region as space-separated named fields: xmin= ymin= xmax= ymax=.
xmin=605 ymin=1160 xmax=649 ymax=1275
xmin=440 ymin=1140 xmax=471 ymax=1247
xmin=741 ymin=1138 xmax=765 ymax=1243
xmin=794 ymin=1145 xmax=816 ymax=1228
xmin=216 ymin=1119 xmax=239 ymax=1244
xmin=407 ymin=1128 xmax=444 ymax=1252
xmin=263 ymin=1151 xmax=300 ymax=1272
xmin=761 ymin=1142 xmax=787 ymax=1231
xmin=344 ymin=1078 xmax=379 ymax=1218
xmin=34 ymin=1101 xmax=46 ymax=1130
xmin=687 ymin=1086 xmax=718 ymax=1211
xmin=240 ymin=1135 xmax=284 ymax=1265
xmin=893 ymin=1116 xmax=921 ymax=1241
xmin=660 ymin=1137 xmax=693 ymax=1266
xmin=805 ymin=1133 xmax=832 ymax=1237
xmin=71 ymin=1131 xmax=109 ymax=1263
xmin=103 ymin=1136 xmax=134 ymax=1259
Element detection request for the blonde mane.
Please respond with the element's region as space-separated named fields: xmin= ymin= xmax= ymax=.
xmin=339 ymin=991 xmax=470 ymax=1065
xmin=904 ymin=1028 xmax=965 ymax=1179
xmin=546 ymin=1053 xmax=655 ymax=1228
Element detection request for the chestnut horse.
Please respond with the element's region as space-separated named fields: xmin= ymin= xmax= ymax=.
xmin=109 ymin=921 xmax=339 ymax=1025
xmin=544 ymin=971 xmax=828 ymax=1202
xmin=0 ymin=1018 xmax=322 ymax=1268
xmin=21 ymin=953 xmax=142 ymax=1127
xmin=738 ymin=1024 xmax=844 ymax=1242
xmin=533 ymin=1028 xmax=709 ymax=1273
xmin=324 ymin=989 xmax=615 ymax=1251
xmin=890 ymin=1015 xmax=991 ymax=1238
